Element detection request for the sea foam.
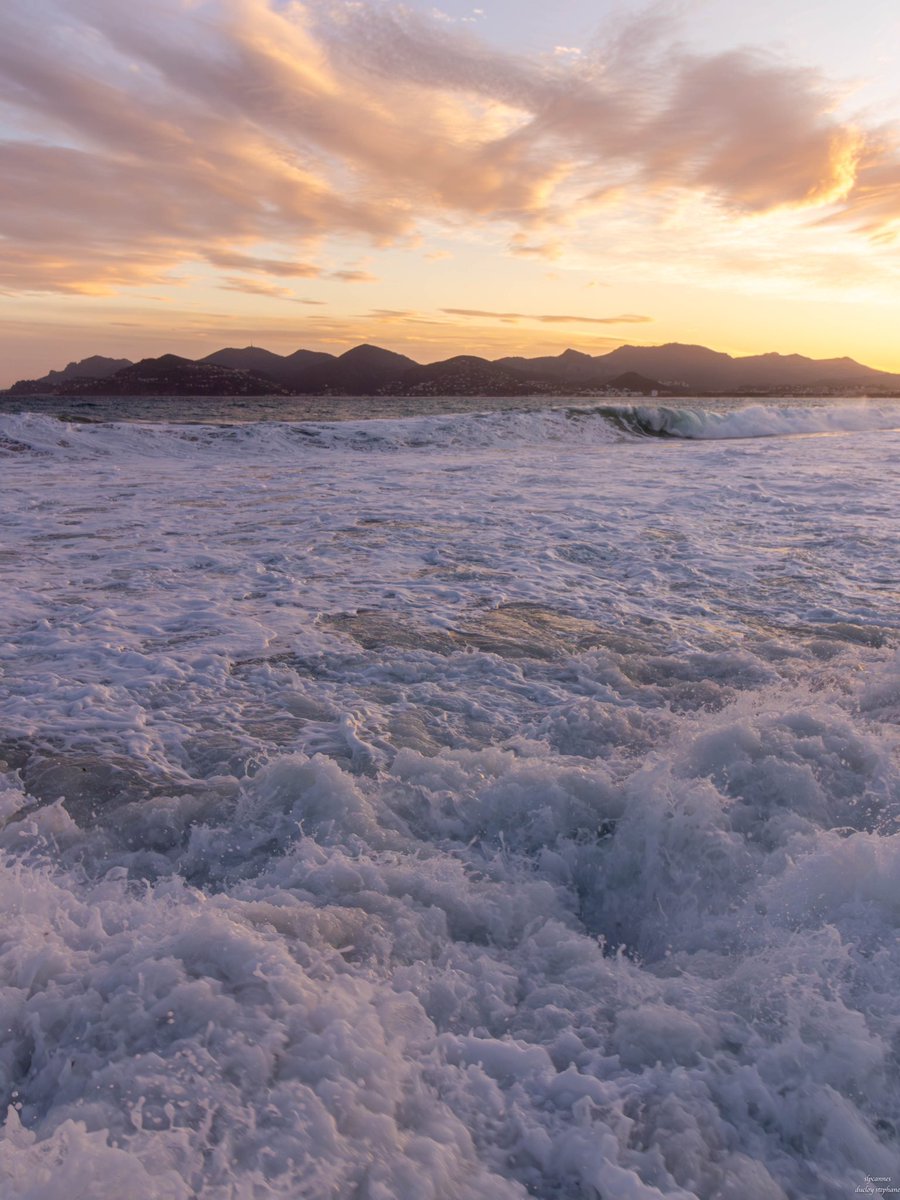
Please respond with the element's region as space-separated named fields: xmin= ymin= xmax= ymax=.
xmin=1 ymin=402 xmax=898 ymax=1197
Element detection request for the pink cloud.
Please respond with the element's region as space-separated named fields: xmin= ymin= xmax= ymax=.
xmin=0 ymin=0 xmax=893 ymax=297
xmin=442 ymin=308 xmax=652 ymax=325
xmin=328 ymin=269 xmax=378 ymax=283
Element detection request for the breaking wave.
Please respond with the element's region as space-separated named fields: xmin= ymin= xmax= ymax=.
xmin=3 ymin=399 xmax=900 ymax=462
xmin=604 ymin=401 xmax=900 ymax=440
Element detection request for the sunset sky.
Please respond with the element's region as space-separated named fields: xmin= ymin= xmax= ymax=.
xmin=1 ymin=0 xmax=899 ymax=385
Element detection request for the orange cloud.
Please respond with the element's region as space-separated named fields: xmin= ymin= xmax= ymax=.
xmin=207 ymin=252 xmax=322 ymax=277
xmin=328 ymin=269 xmax=378 ymax=283
xmin=0 ymin=0 xmax=895 ymax=299
xmin=219 ymin=277 xmax=304 ymax=298
xmin=442 ymin=308 xmax=652 ymax=325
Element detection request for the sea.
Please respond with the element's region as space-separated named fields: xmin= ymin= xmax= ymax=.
xmin=1 ymin=395 xmax=899 ymax=1199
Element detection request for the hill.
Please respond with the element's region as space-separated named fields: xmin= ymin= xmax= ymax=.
xmin=8 ymin=355 xmax=133 ymax=395
xmin=201 ymin=346 xmax=336 ymax=388
xmin=497 ymin=344 xmax=900 ymax=394
xmin=5 ymin=342 xmax=900 ymax=398
xmin=604 ymin=372 xmax=667 ymax=395
xmin=59 ymin=355 xmax=291 ymax=397
xmin=497 ymin=348 xmax=601 ymax=385
xmin=589 ymin=344 xmax=900 ymax=393
xmin=292 ymin=345 xmax=418 ymax=394
xmin=383 ymin=356 xmax=549 ymax=396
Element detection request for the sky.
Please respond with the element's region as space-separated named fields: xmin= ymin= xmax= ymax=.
xmin=1 ymin=0 xmax=899 ymax=385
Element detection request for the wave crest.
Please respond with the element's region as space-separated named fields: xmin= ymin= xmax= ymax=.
xmin=1 ymin=399 xmax=899 ymax=460
xmin=609 ymin=401 xmax=900 ymax=440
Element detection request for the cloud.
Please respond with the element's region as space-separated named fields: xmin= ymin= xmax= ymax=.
xmin=0 ymin=0 xmax=895 ymax=297
xmin=631 ymin=50 xmax=862 ymax=211
xmin=315 ymin=2 xmax=872 ymax=214
xmin=820 ymin=135 xmax=900 ymax=236
xmin=328 ymin=269 xmax=378 ymax=283
xmin=442 ymin=308 xmax=652 ymax=325
xmin=219 ymin=277 xmax=300 ymax=298
xmin=366 ymin=308 xmax=446 ymax=325
xmin=508 ymin=234 xmax=564 ymax=260
xmin=429 ymin=6 xmax=483 ymax=24
xmin=207 ymin=252 xmax=322 ymax=278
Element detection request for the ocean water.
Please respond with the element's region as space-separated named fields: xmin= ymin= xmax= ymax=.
xmin=1 ymin=399 xmax=899 ymax=1199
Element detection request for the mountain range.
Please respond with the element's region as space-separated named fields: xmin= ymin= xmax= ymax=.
xmin=6 ymin=342 xmax=900 ymax=398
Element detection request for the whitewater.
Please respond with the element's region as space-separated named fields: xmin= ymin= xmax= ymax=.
xmin=1 ymin=399 xmax=899 ymax=1199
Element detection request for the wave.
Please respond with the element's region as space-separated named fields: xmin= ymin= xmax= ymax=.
xmin=607 ymin=401 xmax=900 ymax=440
xmin=0 ymin=407 xmax=623 ymax=459
xmin=2 ymin=399 xmax=899 ymax=460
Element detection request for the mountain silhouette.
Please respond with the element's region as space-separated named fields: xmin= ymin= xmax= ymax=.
xmin=201 ymin=346 xmax=336 ymax=388
xmin=6 ymin=342 xmax=900 ymax=398
xmin=497 ymin=348 xmax=599 ymax=384
xmin=57 ymin=355 xmax=290 ymax=397
xmin=383 ymin=355 xmax=543 ymax=396
xmin=8 ymin=355 xmax=132 ymax=395
xmin=292 ymin=345 xmax=419 ymax=394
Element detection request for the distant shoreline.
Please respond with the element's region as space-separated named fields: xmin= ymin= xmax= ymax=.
xmin=7 ymin=341 xmax=900 ymax=403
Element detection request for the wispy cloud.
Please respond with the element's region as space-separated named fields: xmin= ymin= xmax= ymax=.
xmin=508 ymin=235 xmax=565 ymax=260
xmin=442 ymin=308 xmax=653 ymax=325
xmin=0 ymin=0 xmax=895 ymax=298
xmin=207 ymin=253 xmax=322 ymax=278
xmin=328 ymin=269 xmax=378 ymax=283
xmin=217 ymin=277 xmax=326 ymax=304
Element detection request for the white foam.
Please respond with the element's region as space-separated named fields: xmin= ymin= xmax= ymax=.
xmin=1 ymin=401 xmax=899 ymax=1196
xmin=622 ymin=400 xmax=900 ymax=439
